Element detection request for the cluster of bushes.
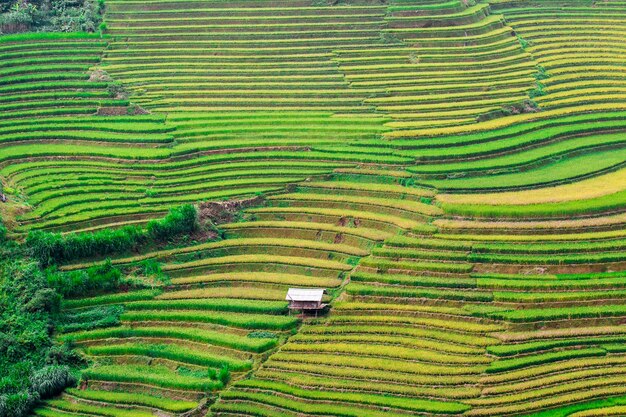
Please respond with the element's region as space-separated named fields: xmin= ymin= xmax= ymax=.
xmin=27 ymin=226 xmax=143 ymax=267
xmin=0 ymin=0 xmax=104 ymax=34
xmin=0 ymin=218 xmax=6 ymax=243
xmin=46 ymin=259 xmax=122 ymax=298
xmin=1 ymin=364 xmax=78 ymax=416
xmin=181 ymin=364 xmax=229 ymax=385
xmin=0 ymin=209 xmax=199 ymax=414
xmin=0 ymin=261 xmax=82 ymax=417
xmin=27 ymin=204 xmax=199 ymax=266
xmin=147 ymin=204 xmax=198 ymax=241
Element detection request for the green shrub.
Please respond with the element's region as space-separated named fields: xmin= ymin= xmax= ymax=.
xmin=218 ymin=365 xmax=231 ymax=385
xmin=0 ymin=261 xmax=80 ymax=417
xmin=27 ymin=204 xmax=199 ymax=266
xmin=45 ymin=341 xmax=86 ymax=368
xmin=29 ymin=365 xmax=76 ymax=398
xmin=0 ymin=389 xmax=36 ymax=417
xmin=146 ymin=204 xmax=198 ymax=241
xmin=0 ymin=2 xmax=41 ymax=34
xmin=0 ymin=0 xmax=103 ymax=34
xmin=0 ymin=221 xmax=6 ymax=242
xmin=46 ymin=259 xmax=122 ymax=298
xmin=26 ymin=225 xmax=145 ymax=267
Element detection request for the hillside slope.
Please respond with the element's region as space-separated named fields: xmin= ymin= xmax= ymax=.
xmin=1 ymin=1 xmax=626 ymax=417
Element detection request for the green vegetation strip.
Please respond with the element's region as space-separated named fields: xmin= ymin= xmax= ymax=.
xmin=60 ymin=325 xmax=277 ymax=352
xmin=488 ymin=336 xmax=626 ymax=357
xmin=352 ymin=271 xmax=477 ymax=289
xmin=442 ymin=189 xmax=626 ymax=218
xmin=63 ymin=238 xmax=367 ymax=270
xmin=41 ymin=399 xmax=153 ymax=417
xmin=520 ymin=395 xmax=626 ymax=417
xmin=348 ymin=283 xmax=492 ymax=302
xmin=65 ymin=388 xmax=197 ymax=412
xmin=221 ymin=388 xmax=469 ymax=416
xmin=63 ymin=289 xmax=161 ymax=309
xmin=360 ymin=258 xmax=474 ymax=273
xmin=121 ymin=310 xmax=298 ymax=330
xmin=486 ymin=348 xmax=607 ymax=373
xmin=125 ymin=298 xmax=288 ymax=314
xmin=85 ymin=343 xmax=252 ymax=370
xmin=486 ymin=305 xmax=626 ymax=322
xmin=470 ymin=252 xmax=626 ymax=265
xmin=235 ymin=379 xmax=470 ymax=413
xmin=161 ymin=254 xmax=352 ymax=272
xmin=82 ymin=365 xmax=221 ymax=391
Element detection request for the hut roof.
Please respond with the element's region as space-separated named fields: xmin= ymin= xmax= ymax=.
xmin=286 ymin=288 xmax=324 ymax=302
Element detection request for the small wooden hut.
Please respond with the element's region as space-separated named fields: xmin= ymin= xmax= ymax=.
xmin=286 ymin=288 xmax=327 ymax=317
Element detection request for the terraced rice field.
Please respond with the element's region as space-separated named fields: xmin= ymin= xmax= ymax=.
xmin=2 ymin=0 xmax=626 ymax=416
